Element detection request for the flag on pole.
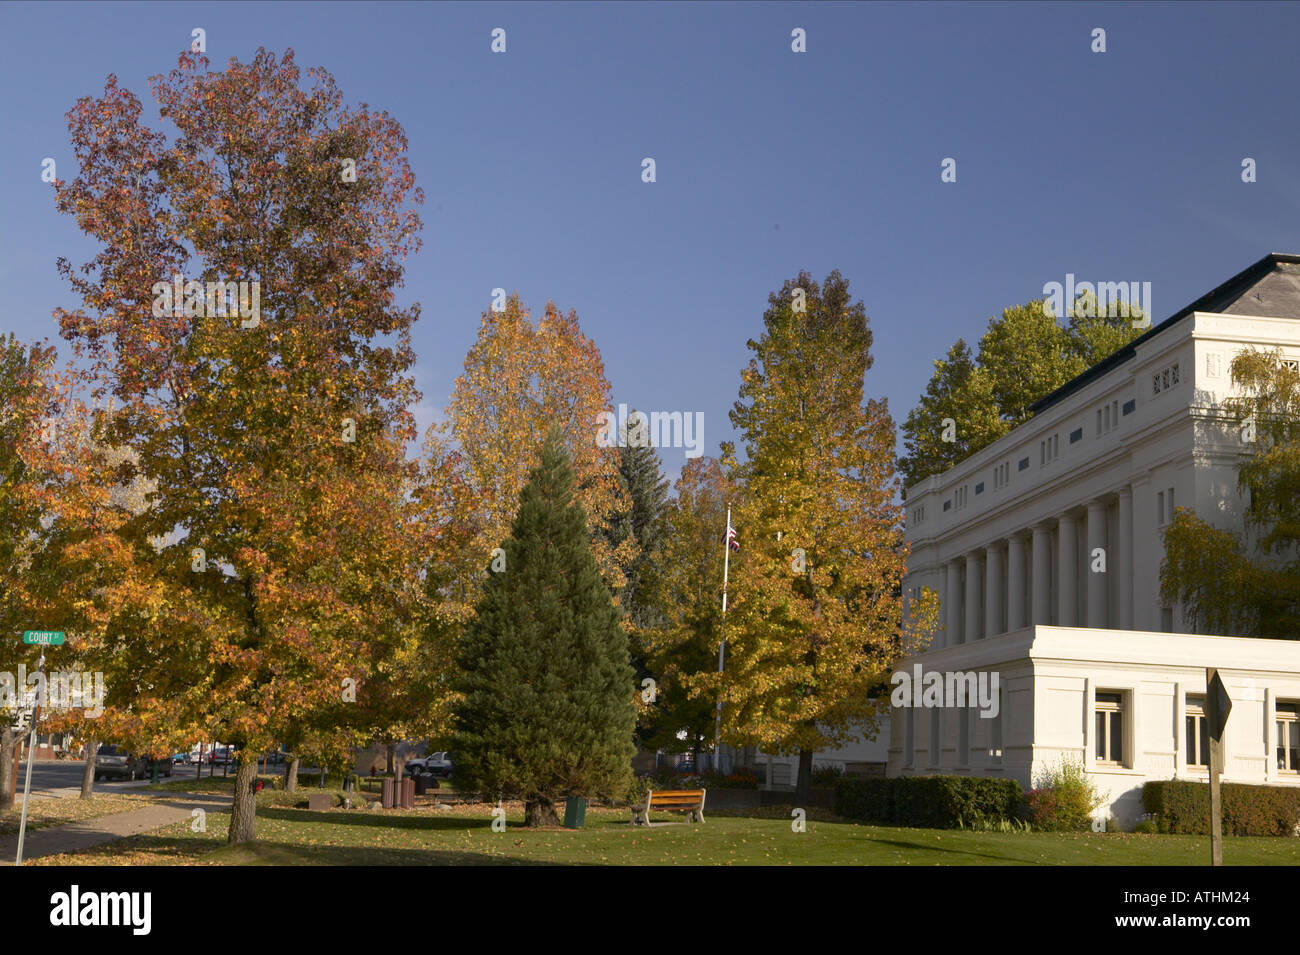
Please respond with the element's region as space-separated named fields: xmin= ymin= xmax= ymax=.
xmin=726 ymin=520 xmax=739 ymax=552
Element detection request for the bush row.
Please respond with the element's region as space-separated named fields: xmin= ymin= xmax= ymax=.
xmin=1143 ymin=780 xmax=1300 ymax=836
xmin=833 ymin=775 xmax=1023 ymax=829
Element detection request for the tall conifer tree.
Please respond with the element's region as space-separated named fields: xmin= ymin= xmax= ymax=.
xmin=452 ymin=428 xmax=636 ymax=827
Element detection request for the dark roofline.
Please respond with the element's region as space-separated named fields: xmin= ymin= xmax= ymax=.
xmin=1028 ymin=252 xmax=1300 ymax=415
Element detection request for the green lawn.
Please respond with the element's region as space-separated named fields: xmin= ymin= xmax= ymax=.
xmin=28 ymin=800 xmax=1300 ymax=866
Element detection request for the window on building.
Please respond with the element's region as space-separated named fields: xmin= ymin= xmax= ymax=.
xmin=1277 ymin=703 xmax=1300 ymax=773
xmin=1122 ymin=399 xmax=1135 ymax=416
xmin=1112 ymin=400 xmax=1119 ymax=426
xmin=989 ymin=689 xmax=1004 ymax=765
xmin=975 ymin=481 xmax=984 ymax=495
xmin=1170 ymin=362 xmax=1180 ymax=386
xmin=928 ymin=709 xmax=942 ymax=768
xmin=904 ymin=708 xmax=915 ymax=768
xmin=1018 ymin=456 xmax=1029 ymax=471
xmin=1185 ymin=696 xmax=1209 ymax=768
xmin=1281 ymin=358 xmax=1299 ymax=373
xmin=1168 ymin=487 xmax=1175 ymax=521
xmin=1096 ymin=408 xmax=1102 ymax=436
xmin=1153 ymin=374 xmax=1161 ymax=396
xmin=943 ymin=499 xmax=951 ymax=512
xmin=1157 ymin=491 xmax=1165 ymax=525
xmin=1070 ymin=427 xmax=1083 ymax=444
xmin=958 ymin=707 xmax=970 ymax=767
xmin=1095 ymin=692 xmax=1125 ymax=765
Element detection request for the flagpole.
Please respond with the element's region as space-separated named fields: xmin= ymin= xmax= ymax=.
xmin=715 ymin=505 xmax=731 ymax=772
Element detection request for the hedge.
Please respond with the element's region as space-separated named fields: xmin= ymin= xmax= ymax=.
xmin=834 ymin=775 xmax=1024 ymax=829
xmin=1143 ymin=780 xmax=1300 ymax=836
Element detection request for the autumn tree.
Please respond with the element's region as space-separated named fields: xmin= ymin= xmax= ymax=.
xmin=0 ymin=335 xmax=59 ymax=811
xmin=899 ymin=294 xmax=1146 ymax=487
xmin=51 ymin=48 xmax=426 ymax=843
xmin=1161 ymin=349 xmax=1300 ymax=637
xmin=641 ymin=457 xmax=732 ymax=760
xmin=422 ymin=294 xmax=634 ymax=625
xmin=719 ymin=271 xmax=937 ymax=804
xmin=451 ymin=429 xmax=636 ymax=827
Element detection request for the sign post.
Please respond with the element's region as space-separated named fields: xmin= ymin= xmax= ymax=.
xmin=14 ymin=634 xmax=62 ymax=865
xmin=1205 ymin=668 xmax=1232 ymax=867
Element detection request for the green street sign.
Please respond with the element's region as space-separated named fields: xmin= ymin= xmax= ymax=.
xmin=22 ymin=630 xmax=65 ymax=646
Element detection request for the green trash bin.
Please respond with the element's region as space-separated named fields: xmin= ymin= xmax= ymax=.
xmin=563 ymin=796 xmax=587 ymax=829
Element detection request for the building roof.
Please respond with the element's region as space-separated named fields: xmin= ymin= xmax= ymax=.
xmin=1028 ymin=252 xmax=1300 ymax=416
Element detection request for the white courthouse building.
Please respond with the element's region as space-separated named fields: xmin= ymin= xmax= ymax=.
xmin=892 ymin=253 xmax=1300 ymax=826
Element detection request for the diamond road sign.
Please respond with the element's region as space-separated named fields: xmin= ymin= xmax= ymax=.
xmin=22 ymin=630 xmax=65 ymax=646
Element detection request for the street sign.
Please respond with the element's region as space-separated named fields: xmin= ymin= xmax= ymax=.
xmin=22 ymin=630 xmax=64 ymax=646
xmin=1208 ymin=669 xmax=1232 ymax=741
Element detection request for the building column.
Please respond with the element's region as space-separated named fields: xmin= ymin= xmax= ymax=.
xmin=1006 ymin=534 xmax=1027 ymax=631
xmin=1118 ymin=485 xmax=1134 ymax=629
xmin=945 ymin=560 xmax=963 ymax=648
xmin=984 ymin=544 xmax=1004 ymax=638
xmin=1058 ymin=513 xmax=1078 ymax=627
xmin=1086 ymin=499 xmax=1109 ymax=628
xmin=1031 ymin=525 xmax=1052 ymax=626
xmin=964 ymin=552 xmax=982 ymax=643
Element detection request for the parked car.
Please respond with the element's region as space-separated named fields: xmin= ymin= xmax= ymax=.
xmin=405 ymin=751 xmax=454 ymax=778
xmin=94 ymin=745 xmax=171 ymax=781
xmin=172 ymin=752 xmax=190 ymax=765
xmin=210 ymin=746 xmax=234 ymax=765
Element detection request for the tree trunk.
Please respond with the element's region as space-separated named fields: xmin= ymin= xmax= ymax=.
xmin=385 ymin=742 xmax=395 ymax=775
xmin=80 ymin=734 xmax=98 ymax=799
xmin=0 ymin=724 xmax=14 ymax=812
xmin=285 ymin=755 xmax=299 ymax=793
xmin=228 ymin=756 xmax=259 ymax=844
xmin=524 ymin=797 xmax=559 ymax=828
xmin=794 ymin=748 xmax=814 ymax=807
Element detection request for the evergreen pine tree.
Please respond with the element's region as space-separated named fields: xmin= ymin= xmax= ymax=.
xmin=452 ymin=427 xmax=637 ymax=827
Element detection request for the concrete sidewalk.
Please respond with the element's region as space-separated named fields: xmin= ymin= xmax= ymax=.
xmin=1 ymin=792 xmax=230 ymax=862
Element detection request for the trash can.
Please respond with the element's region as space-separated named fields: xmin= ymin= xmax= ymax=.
xmin=381 ymin=777 xmax=395 ymax=809
xmin=563 ymin=796 xmax=587 ymax=829
xmin=414 ymin=774 xmax=429 ymax=796
xmin=401 ymin=777 xmax=415 ymax=809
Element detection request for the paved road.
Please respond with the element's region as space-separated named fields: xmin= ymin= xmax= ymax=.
xmin=14 ymin=759 xmax=306 ymax=797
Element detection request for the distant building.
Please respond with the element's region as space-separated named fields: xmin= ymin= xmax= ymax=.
xmin=893 ymin=253 xmax=1300 ymax=826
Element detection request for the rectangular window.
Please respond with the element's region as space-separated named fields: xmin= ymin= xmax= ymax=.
xmin=1095 ymin=692 xmax=1125 ymax=765
xmin=1122 ymin=399 xmax=1135 ymax=416
xmin=1162 ymin=368 xmax=1170 ymax=390
xmin=1070 ymin=427 xmax=1083 ymax=444
xmin=1153 ymin=374 xmax=1161 ymax=396
xmin=1277 ymin=703 xmax=1300 ymax=773
xmin=1096 ymin=409 xmax=1102 ymax=436
xmin=1171 ymin=362 xmax=1180 ymax=385
xmin=1113 ymin=400 xmax=1119 ymax=425
xmin=1018 ymin=457 xmax=1029 ymax=471
xmin=958 ymin=707 xmax=970 ymax=767
xmin=928 ymin=709 xmax=942 ymax=768
xmin=989 ymin=689 xmax=1004 ymax=765
xmin=1157 ymin=491 xmax=1165 ymax=525
xmin=1185 ymin=696 xmax=1209 ymax=768
xmin=1168 ymin=487 xmax=1174 ymax=521
xmin=975 ymin=482 xmax=984 ymax=495
xmin=943 ymin=500 xmax=951 ymax=512
xmin=904 ymin=707 xmax=915 ymax=768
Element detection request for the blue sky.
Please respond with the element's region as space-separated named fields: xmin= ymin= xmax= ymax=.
xmin=2 ymin=1 xmax=1298 ymax=482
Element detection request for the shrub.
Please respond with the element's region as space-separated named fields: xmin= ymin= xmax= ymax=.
xmin=811 ymin=764 xmax=845 ymax=787
xmin=833 ymin=775 xmax=1023 ymax=829
xmin=1028 ymin=758 xmax=1104 ymax=832
xmin=1143 ymin=780 xmax=1300 ymax=836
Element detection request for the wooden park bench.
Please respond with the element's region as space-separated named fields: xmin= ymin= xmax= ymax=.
xmin=631 ymin=789 xmax=706 ymax=827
